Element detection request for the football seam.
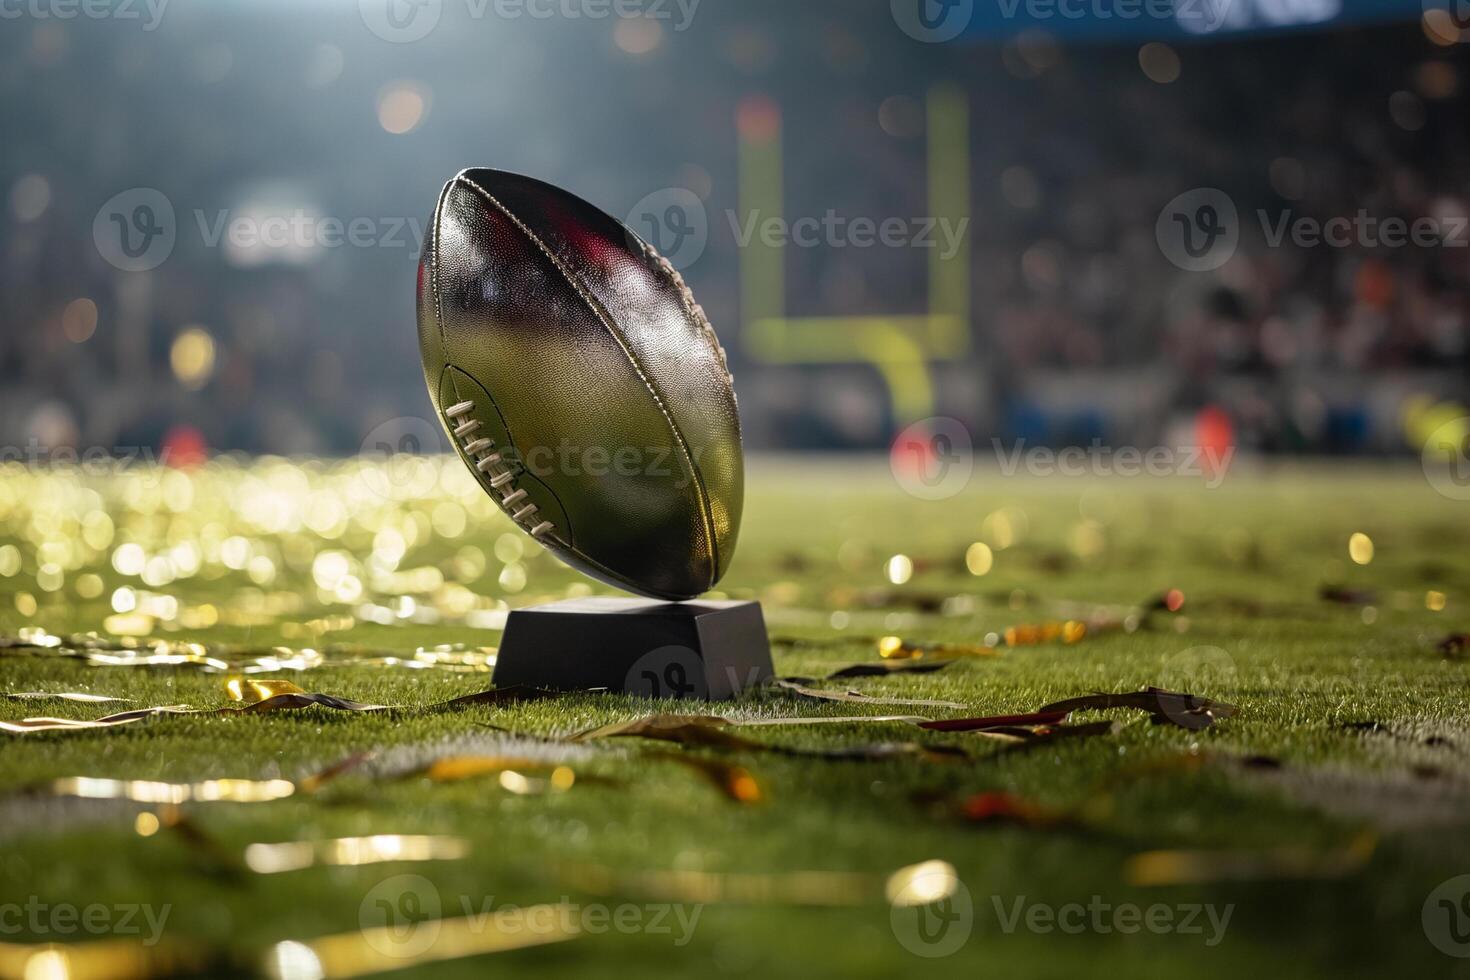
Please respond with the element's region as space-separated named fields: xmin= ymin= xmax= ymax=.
xmin=636 ymin=238 xmax=738 ymax=419
xmin=430 ymin=177 xmax=453 ymax=353
xmin=453 ymin=171 xmax=720 ymax=591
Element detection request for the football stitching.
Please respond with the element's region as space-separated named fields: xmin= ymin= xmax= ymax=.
xmin=638 ymin=239 xmax=738 ymax=418
xmin=444 ymin=368 xmax=693 ymax=597
xmin=443 ymin=383 xmax=555 ymax=540
xmin=454 ymin=173 xmax=720 ymax=590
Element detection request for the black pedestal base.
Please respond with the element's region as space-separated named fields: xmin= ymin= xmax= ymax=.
xmin=492 ymin=598 xmax=773 ymax=700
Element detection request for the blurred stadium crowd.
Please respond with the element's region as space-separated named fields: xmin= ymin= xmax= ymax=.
xmin=1 ymin=1 xmax=1466 ymax=459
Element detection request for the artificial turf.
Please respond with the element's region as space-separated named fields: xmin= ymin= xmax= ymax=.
xmin=0 ymin=457 xmax=1467 ymax=978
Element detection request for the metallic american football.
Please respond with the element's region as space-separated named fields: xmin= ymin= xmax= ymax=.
xmin=416 ymin=168 xmax=742 ymax=601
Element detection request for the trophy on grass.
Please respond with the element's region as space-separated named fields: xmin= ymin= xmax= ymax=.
xmin=416 ymin=168 xmax=772 ymax=699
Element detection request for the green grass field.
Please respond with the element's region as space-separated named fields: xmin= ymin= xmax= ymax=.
xmin=1 ymin=457 xmax=1468 ymax=978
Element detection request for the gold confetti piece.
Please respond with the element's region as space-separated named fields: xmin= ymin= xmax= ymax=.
xmin=917 ymin=709 xmax=1071 ymax=732
xmin=559 ymin=858 xmax=954 ymax=908
xmin=1348 ymin=532 xmax=1374 ymax=565
xmin=297 ymin=751 xmax=375 ymax=794
xmin=1004 ymin=620 xmax=1088 ymax=646
xmin=0 ymin=938 xmax=209 ymax=980
xmin=420 ymin=756 xmax=558 ymax=782
xmin=3 ymin=681 xmax=564 ymax=736
xmin=496 ymin=767 xmax=579 ymax=796
xmin=956 ymin=791 xmax=1073 ymax=826
xmin=996 ymin=720 xmax=1121 ymax=752
xmin=103 ymin=612 xmax=157 ymax=637
xmin=769 ymin=679 xmax=966 ymax=709
xmin=570 ymin=714 xmax=756 ymax=748
xmin=1125 ymin=832 xmax=1376 ymax=886
xmin=878 ymin=635 xmax=999 ymax=660
xmin=729 ymin=714 xmax=932 ymax=727
xmin=227 ymin=678 xmax=308 ymax=703
xmin=0 ymin=632 xmax=494 ymax=675
xmin=989 ymin=590 xmax=1185 ymax=649
xmin=1038 ymin=688 xmax=1238 ymax=731
xmin=566 ymin=714 xmax=967 ymax=766
xmin=49 ymin=776 xmax=296 ymax=804
xmin=884 ymin=860 xmax=960 ymax=907
xmin=244 ymin=835 xmax=470 ymax=874
xmin=261 ymin=905 xmax=579 ymax=979
xmin=826 ymin=659 xmax=956 ymax=679
xmin=237 ymin=692 xmax=390 ymax=714
xmin=0 ymin=712 xmax=159 ymax=733
xmin=648 ymin=751 xmax=764 ymax=804
xmin=2 ymin=692 xmax=131 ymax=703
